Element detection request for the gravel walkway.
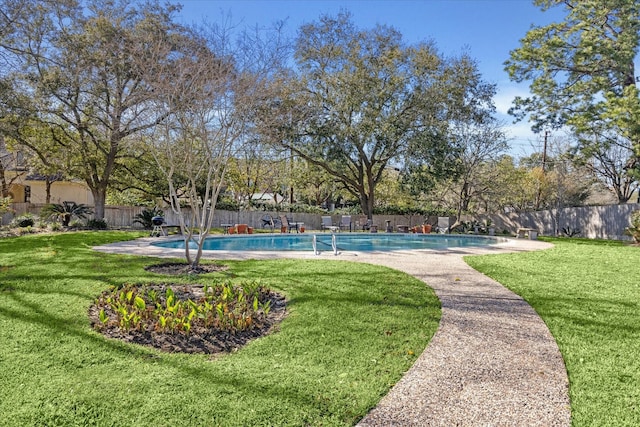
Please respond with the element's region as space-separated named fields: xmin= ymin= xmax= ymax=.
xmin=94 ymin=236 xmax=571 ymax=426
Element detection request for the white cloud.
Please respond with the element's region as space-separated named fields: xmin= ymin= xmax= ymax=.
xmin=493 ymin=82 xmax=531 ymax=115
xmin=491 ymin=82 xmax=545 ymax=157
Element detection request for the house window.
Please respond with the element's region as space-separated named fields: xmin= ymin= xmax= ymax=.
xmin=24 ymin=185 xmax=31 ymax=202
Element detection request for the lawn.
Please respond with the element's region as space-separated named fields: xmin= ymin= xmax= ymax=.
xmin=466 ymin=238 xmax=640 ymax=427
xmin=0 ymin=231 xmax=440 ymax=426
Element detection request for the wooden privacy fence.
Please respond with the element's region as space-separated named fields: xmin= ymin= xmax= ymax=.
xmin=465 ymin=203 xmax=640 ymax=241
xmin=6 ymin=202 xmax=640 ymax=240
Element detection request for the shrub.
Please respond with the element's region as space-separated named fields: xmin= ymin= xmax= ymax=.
xmin=133 ymin=206 xmax=164 ymax=229
xmin=48 ymin=222 xmax=63 ymax=232
xmin=94 ymin=281 xmax=273 ymax=335
xmin=287 ymin=203 xmax=328 ymax=214
xmin=68 ymin=219 xmax=83 ymax=229
xmin=216 ymin=197 xmax=239 ymax=211
xmin=12 ymin=214 xmax=36 ymax=228
xmin=41 ymin=201 xmax=93 ymax=227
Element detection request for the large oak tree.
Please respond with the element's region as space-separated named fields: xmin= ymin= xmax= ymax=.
xmin=0 ymin=0 xmax=193 ymax=218
xmin=257 ymin=12 xmax=495 ymax=219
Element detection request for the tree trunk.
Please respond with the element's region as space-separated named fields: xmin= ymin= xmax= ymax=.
xmin=360 ymin=193 xmax=374 ymax=220
xmin=45 ymin=179 xmax=52 ymax=204
xmin=91 ymin=187 xmax=107 ymax=219
xmin=0 ymin=156 xmax=8 ymax=198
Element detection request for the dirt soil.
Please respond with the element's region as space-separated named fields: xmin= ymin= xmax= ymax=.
xmin=89 ymin=262 xmax=286 ymax=355
xmin=144 ymin=262 xmax=230 ymax=275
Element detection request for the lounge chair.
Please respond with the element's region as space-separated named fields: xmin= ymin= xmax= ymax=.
xmin=339 ymin=215 xmax=352 ymax=232
xmin=321 ymin=215 xmax=338 ymax=232
xmin=279 ymin=215 xmax=300 ymax=233
xmin=261 ymin=215 xmax=274 ymax=229
xmin=261 ymin=214 xmax=280 ymax=231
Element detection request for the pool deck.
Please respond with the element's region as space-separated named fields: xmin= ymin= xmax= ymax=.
xmin=94 ymin=235 xmax=570 ymax=426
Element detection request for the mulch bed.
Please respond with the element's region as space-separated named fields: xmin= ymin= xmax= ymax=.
xmin=90 ymin=261 xmax=286 ymax=355
xmin=144 ymin=262 xmax=229 ymax=275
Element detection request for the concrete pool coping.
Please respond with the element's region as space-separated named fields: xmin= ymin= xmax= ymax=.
xmin=94 ymin=235 xmax=570 ymax=426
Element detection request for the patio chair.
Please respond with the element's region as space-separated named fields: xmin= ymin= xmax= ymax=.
xmin=279 ymin=215 xmax=300 ymax=233
xmin=261 ymin=214 xmax=280 ymax=231
xmin=261 ymin=214 xmax=274 ymax=229
xmin=438 ymin=216 xmax=450 ymax=234
xmin=361 ymin=218 xmax=372 ymax=231
xmin=339 ymin=215 xmax=352 ymax=232
xmin=321 ymin=215 xmax=338 ymax=232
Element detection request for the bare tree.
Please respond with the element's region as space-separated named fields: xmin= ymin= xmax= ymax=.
xmin=148 ymin=21 xmax=287 ymax=269
xmin=446 ymin=120 xmax=508 ymax=226
xmin=571 ymin=134 xmax=638 ymax=203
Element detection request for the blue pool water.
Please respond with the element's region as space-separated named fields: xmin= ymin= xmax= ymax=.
xmin=152 ymin=233 xmax=501 ymax=252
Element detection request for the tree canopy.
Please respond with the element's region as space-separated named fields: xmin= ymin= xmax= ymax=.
xmin=0 ymin=0 xmax=193 ymax=218
xmin=505 ymin=0 xmax=640 ymax=201
xmin=257 ymin=12 xmax=498 ymax=218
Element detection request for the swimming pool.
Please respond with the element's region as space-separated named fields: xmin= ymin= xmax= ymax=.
xmin=152 ymin=233 xmax=501 ymax=252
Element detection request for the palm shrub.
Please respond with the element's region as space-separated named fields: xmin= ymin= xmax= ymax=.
xmin=41 ymin=201 xmax=93 ymax=227
xmin=133 ymin=206 xmax=164 ymax=229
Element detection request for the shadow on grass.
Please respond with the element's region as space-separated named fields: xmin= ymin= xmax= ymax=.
xmin=523 ymin=295 xmax=640 ymax=334
xmin=0 ymin=279 xmax=411 ymax=425
xmin=0 ymin=232 xmax=440 ymax=424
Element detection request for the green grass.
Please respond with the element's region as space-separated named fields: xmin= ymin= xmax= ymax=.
xmin=465 ymin=238 xmax=640 ymax=427
xmin=0 ymin=231 xmax=440 ymax=426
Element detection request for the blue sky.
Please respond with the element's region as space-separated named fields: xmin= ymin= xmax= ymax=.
xmin=171 ymin=0 xmax=570 ymax=156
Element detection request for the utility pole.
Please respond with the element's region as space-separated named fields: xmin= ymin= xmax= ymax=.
xmin=535 ymin=130 xmax=550 ymax=210
xmin=542 ymin=130 xmax=549 ymax=172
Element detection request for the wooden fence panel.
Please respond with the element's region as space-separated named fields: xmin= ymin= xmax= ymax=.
xmin=466 ymin=203 xmax=640 ymax=240
xmin=7 ymin=201 xmax=640 ymax=240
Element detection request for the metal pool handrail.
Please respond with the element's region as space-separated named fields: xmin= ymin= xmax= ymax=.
xmin=312 ymin=233 xmax=339 ymax=255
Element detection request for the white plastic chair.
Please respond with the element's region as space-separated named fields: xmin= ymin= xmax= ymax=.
xmin=438 ymin=217 xmax=450 ymax=234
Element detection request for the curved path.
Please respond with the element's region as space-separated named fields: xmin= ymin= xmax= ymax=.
xmin=95 ymin=236 xmax=571 ymax=426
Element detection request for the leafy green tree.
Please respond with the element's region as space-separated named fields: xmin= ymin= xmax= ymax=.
xmin=292 ymin=160 xmax=339 ymax=208
xmin=0 ymin=0 xmax=193 ymax=219
xmin=0 ymin=196 xmax=13 ymax=218
xmin=505 ymin=0 xmax=640 ymax=198
xmin=224 ymin=144 xmax=288 ymax=209
xmin=487 ymin=156 xmax=531 ymax=212
xmin=258 ymin=12 xmax=490 ymax=219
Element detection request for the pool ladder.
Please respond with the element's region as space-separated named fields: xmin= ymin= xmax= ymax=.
xmin=312 ymin=234 xmax=339 ymax=255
